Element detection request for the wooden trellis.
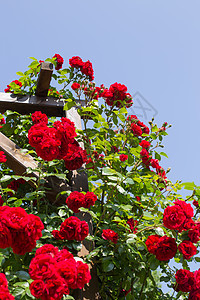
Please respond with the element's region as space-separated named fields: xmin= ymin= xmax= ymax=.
xmin=0 ymin=63 xmax=100 ymax=300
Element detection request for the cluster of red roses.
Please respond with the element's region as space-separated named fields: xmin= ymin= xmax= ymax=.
xmin=174 ymin=268 xmax=200 ymax=298
xmin=28 ymin=111 xmax=87 ymax=170
xmin=146 ymin=200 xmax=199 ymax=261
xmin=127 ymin=115 xmax=168 ymax=184
xmin=0 ymin=151 xmax=7 ymax=163
xmin=53 ymin=54 xmax=64 ymax=70
xmin=4 ymin=80 xmax=22 ymax=93
xmin=0 ymin=206 xmax=44 ymax=255
xmin=0 ymin=273 xmax=14 ymax=300
xmin=71 ymin=80 xmax=133 ymax=108
xmin=127 ymin=218 xmax=138 ymax=233
xmin=29 ymin=244 xmax=91 ymax=300
xmin=66 ymin=191 xmax=97 ymax=213
xmin=102 ymin=229 xmax=119 ymax=244
xmin=69 ymin=56 xmax=94 ymax=81
xmin=52 ymin=216 xmax=89 ymax=241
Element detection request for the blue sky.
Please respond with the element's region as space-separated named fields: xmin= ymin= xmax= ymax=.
xmin=1 ymin=0 xmax=200 ymax=188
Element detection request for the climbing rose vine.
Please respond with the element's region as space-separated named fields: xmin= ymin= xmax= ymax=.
xmin=0 ymin=54 xmax=199 ymax=299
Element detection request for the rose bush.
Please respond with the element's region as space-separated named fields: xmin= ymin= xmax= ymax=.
xmin=0 ymin=54 xmax=199 ymax=299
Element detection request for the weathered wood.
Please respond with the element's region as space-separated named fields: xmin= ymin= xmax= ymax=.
xmin=0 ymin=92 xmax=86 ymax=118
xmin=35 ymin=62 xmax=53 ymax=97
xmin=0 ymin=132 xmax=38 ymax=179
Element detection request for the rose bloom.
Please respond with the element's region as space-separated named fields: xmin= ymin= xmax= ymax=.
xmin=154 ymin=236 xmax=177 ymax=261
xmin=59 ymin=216 xmax=89 ymax=241
xmin=66 ymin=191 xmax=85 ymax=213
xmin=0 ymin=287 xmax=15 ymax=300
xmin=193 ymin=200 xmax=199 ymax=208
xmin=193 ymin=269 xmax=200 ymax=290
xmin=35 ymin=244 xmax=59 ymax=258
xmin=0 ymin=151 xmax=7 ymax=163
xmin=163 ymin=205 xmax=186 ymax=231
xmin=83 ymin=192 xmax=97 ymax=208
xmin=127 ymin=218 xmax=138 ymax=233
xmin=30 ymin=280 xmax=46 ymax=298
xmin=53 ymin=54 xmax=64 ymax=70
xmin=102 ymin=229 xmax=118 ymax=244
xmin=0 ymin=222 xmax=12 ymax=249
xmin=75 ymin=260 xmax=91 ymax=289
xmin=31 ymin=111 xmax=48 ymax=124
xmin=188 ymin=228 xmax=200 ymax=243
xmin=189 ymin=289 xmax=200 ymax=300
xmin=81 ymin=60 xmax=94 ymax=81
xmin=0 ymin=273 xmax=8 ymax=289
xmin=178 ymin=240 xmax=197 ymax=260
xmin=119 ymin=154 xmax=128 ymax=162
xmin=145 ymin=235 xmax=161 ymax=254
xmin=56 ymin=258 xmax=77 ymax=288
xmin=175 ymin=269 xmax=194 ymax=292
xmin=71 ymin=82 xmax=80 ymax=90
xmin=69 ymin=56 xmax=84 ymax=68
xmin=131 ymin=123 xmax=143 ymax=136
xmin=29 ymin=254 xmax=56 ymax=280
xmin=139 ymin=140 xmax=151 ymax=149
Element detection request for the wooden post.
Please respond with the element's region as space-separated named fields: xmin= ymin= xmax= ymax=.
xmin=35 ymin=62 xmax=53 ymax=97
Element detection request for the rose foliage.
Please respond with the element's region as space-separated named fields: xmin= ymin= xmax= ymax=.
xmin=0 ymin=54 xmax=200 ymax=299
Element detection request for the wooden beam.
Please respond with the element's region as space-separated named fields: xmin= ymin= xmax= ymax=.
xmin=0 ymin=132 xmax=37 ymax=178
xmin=35 ymin=62 xmax=53 ymax=97
xmin=0 ymin=92 xmax=86 ymax=118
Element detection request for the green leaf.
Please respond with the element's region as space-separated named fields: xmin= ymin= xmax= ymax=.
xmin=29 ymin=57 xmax=37 ymax=61
xmin=154 ymin=227 xmax=165 ymax=236
xmin=16 ymin=72 xmax=24 ymax=76
xmin=181 ymin=182 xmax=195 ymax=190
xmin=63 ymin=99 xmax=76 ymax=111
xmin=12 ymin=287 xmax=24 ymax=297
xmin=160 ymin=152 xmax=168 ymax=158
xmin=102 ymin=167 xmax=117 ymax=176
xmin=16 ymin=271 xmax=30 ymax=280
xmin=0 ymin=175 xmax=11 ymax=182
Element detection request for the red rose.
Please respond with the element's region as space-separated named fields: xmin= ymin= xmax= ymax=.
xmin=75 ymin=261 xmax=91 ymax=289
xmin=44 ymin=277 xmax=67 ymax=300
xmin=175 ymin=269 xmax=194 ymax=292
xmin=0 ymin=151 xmax=7 ymax=163
xmin=189 ymin=289 xmax=200 ymax=300
xmin=150 ymin=159 xmax=160 ymax=170
xmin=83 ymin=192 xmax=97 ymax=208
xmin=58 ymin=216 xmax=89 ymax=241
xmin=71 ymin=82 xmax=80 ymax=90
xmin=11 ymin=231 xmax=36 ymax=255
xmin=29 ymin=254 xmax=56 ymax=280
xmin=119 ymin=154 xmax=128 ymax=162
xmin=127 ymin=218 xmax=138 ymax=233
xmin=174 ymin=200 xmax=194 ymax=218
xmin=0 ymin=287 xmax=15 ymax=300
xmin=154 ymin=236 xmax=177 ymax=261
xmin=69 ymin=56 xmax=84 ymax=68
xmin=66 ymin=191 xmax=85 ymax=213
xmin=102 ymin=229 xmax=118 ymax=244
xmin=139 ymin=140 xmax=151 ymax=149
xmin=145 ymin=235 xmax=161 ymax=254
xmin=30 ymin=280 xmax=46 ymax=298
xmin=193 ymin=200 xmax=199 ymax=208
xmin=193 ymin=269 xmax=200 ymax=290
xmin=0 ymin=273 xmax=8 ymax=289
xmin=2 ymin=207 xmax=28 ymax=230
xmin=64 ymin=142 xmax=87 ymax=171
xmin=188 ymin=228 xmax=200 ymax=243
xmin=81 ymin=60 xmax=94 ymax=81
xmin=55 ymin=249 xmax=73 ymax=262
xmin=35 ymin=244 xmax=59 ymax=258
xmin=28 ymin=123 xmax=50 ymax=148
xmin=131 ymin=123 xmax=143 ymax=136
xmin=163 ymin=205 xmax=186 ymax=231
xmin=53 ymin=54 xmax=64 ymax=70
xmin=178 ymin=240 xmax=197 ymax=260
xmin=31 ymin=111 xmax=48 ymax=125
xmin=0 ymin=222 xmax=12 ymax=249
xmin=57 ymin=258 xmax=77 ymax=288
